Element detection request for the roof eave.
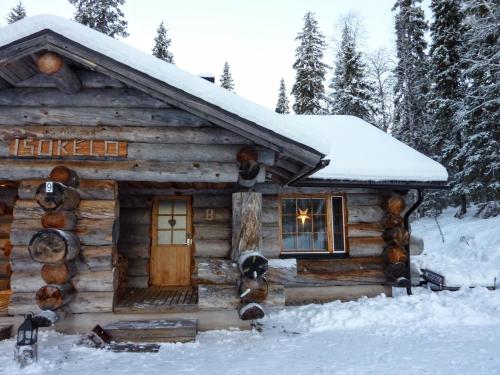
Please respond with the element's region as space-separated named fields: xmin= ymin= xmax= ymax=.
xmin=294 ymin=178 xmax=450 ymax=190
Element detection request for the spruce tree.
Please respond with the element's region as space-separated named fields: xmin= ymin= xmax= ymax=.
xmin=69 ymin=0 xmax=129 ymax=38
xmin=422 ymin=0 xmax=465 ymax=215
xmin=329 ymin=22 xmax=376 ymax=122
xmin=220 ymin=62 xmax=235 ymax=92
xmin=392 ymin=0 xmax=430 ymax=154
xmin=275 ymin=79 xmax=290 ymax=114
xmin=451 ymin=0 xmax=499 ymax=217
xmin=152 ymin=21 xmax=174 ymax=63
xmin=6 ymin=1 xmax=27 ymax=23
xmin=291 ymin=12 xmax=328 ymax=114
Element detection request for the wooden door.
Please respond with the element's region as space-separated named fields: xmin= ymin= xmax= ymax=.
xmin=150 ymin=197 xmax=193 ymax=286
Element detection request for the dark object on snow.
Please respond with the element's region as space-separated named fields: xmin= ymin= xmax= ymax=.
xmin=15 ymin=313 xmax=38 ymax=367
xmin=420 ymin=269 xmax=496 ymax=292
xmin=88 ymin=325 xmax=111 ymax=348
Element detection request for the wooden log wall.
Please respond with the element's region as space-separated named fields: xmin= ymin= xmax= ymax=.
xmin=0 ymin=185 xmax=15 ymax=290
xmin=8 ymin=176 xmax=119 ymax=315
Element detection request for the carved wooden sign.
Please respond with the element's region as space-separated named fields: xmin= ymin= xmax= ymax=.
xmin=9 ymin=138 xmax=127 ymax=158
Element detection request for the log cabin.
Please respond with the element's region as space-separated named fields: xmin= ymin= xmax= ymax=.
xmin=0 ymin=15 xmax=447 ymax=338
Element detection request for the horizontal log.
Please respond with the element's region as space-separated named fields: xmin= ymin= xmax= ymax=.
xmin=0 ymin=159 xmax=239 ymax=183
xmin=71 ymin=269 xmax=117 ymax=292
xmin=80 ymin=246 xmax=117 ymax=271
xmin=0 ymin=278 xmax=9 ymax=290
xmin=0 ymin=107 xmax=211 ymax=127
xmin=10 ymin=257 xmax=43 ymax=272
xmin=192 ymin=194 xmax=232 ymax=208
xmin=15 ymin=199 xmax=119 ymax=220
xmin=193 ymin=207 xmax=231 ymax=225
xmin=16 ymin=70 xmax=125 ymax=89
xmin=0 ymin=88 xmax=170 ymax=108
xmin=194 ymin=225 xmax=231 ymax=241
xmin=194 ymin=258 xmax=297 ymax=286
xmin=67 ymin=291 xmax=114 ymax=313
xmin=348 ymin=206 xmax=384 ymax=224
xmin=0 ymin=259 xmax=11 ymax=276
xmin=198 ymin=285 xmax=285 ymax=310
xmin=285 ymin=285 xmax=392 ymax=305
xmin=346 ymin=194 xmax=382 ymax=207
xmin=19 ymin=179 xmax=118 ymax=200
xmin=127 ymin=258 xmax=149 ymax=277
xmin=194 ymin=239 xmax=231 ymax=258
xmin=8 ymin=292 xmax=42 ymax=315
xmin=410 ymin=235 xmax=424 ymax=256
xmin=297 ymin=257 xmax=384 ymax=273
xmin=348 ymin=237 xmax=385 ymax=257
xmin=348 ymin=223 xmax=384 ymax=237
xmin=0 ymin=125 xmax=250 ymax=145
xmin=296 ymin=269 xmax=386 ymax=284
xmin=12 ymin=218 xmax=117 ymax=246
xmin=10 ymin=271 xmax=45 ymax=292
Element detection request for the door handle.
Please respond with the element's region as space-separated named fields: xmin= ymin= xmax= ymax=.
xmin=186 ymin=233 xmax=192 ymax=246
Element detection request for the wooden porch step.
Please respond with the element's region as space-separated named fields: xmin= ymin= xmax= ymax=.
xmin=104 ymin=319 xmax=197 ymax=343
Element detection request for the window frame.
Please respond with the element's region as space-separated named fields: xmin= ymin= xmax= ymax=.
xmin=278 ymin=193 xmax=348 ymax=258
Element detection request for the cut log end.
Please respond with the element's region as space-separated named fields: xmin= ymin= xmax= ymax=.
xmin=36 ymin=284 xmax=74 ymax=310
xmin=37 ymin=52 xmax=64 ymax=75
xmin=238 ymin=277 xmax=269 ymax=303
xmin=382 ymin=246 xmax=408 ymax=264
xmin=380 ymin=213 xmax=404 ymax=229
xmin=36 ymin=182 xmax=80 ymax=212
xmin=41 ymin=262 xmax=74 ymax=284
xmin=49 ymin=166 xmax=79 ymax=188
xmin=41 ymin=211 xmax=77 ymax=230
xmin=238 ymin=251 xmax=268 ymax=279
xmin=384 ymin=195 xmax=406 ymax=215
xmin=382 ymin=227 xmax=410 ymax=247
xmin=239 ymin=303 xmax=265 ymax=320
xmin=28 ymin=229 xmax=81 ymax=264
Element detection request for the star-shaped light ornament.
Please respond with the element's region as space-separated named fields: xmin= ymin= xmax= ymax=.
xmin=297 ymin=208 xmax=310 ymax=225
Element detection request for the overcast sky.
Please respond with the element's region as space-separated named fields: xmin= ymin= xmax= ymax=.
xmin=0 ymin=0 xmax=430 ymax=110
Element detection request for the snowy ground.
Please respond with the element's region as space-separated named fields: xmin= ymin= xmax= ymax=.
xmin=412 ymin=206 xmax=500 ymax=287
xmin=1 ymin=208 xmax=499 ymax=374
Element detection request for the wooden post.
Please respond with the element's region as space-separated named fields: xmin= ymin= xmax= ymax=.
xmin=231 ymin=192 xmax=262 ymax=261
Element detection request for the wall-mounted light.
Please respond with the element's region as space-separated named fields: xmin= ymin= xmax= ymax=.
xmin=297 ymin=208 xmax=310 ymax=225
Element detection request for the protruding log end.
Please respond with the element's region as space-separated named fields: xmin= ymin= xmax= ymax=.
xmin=238 ymin=251 xmax=268 ymax=279
xmin=37 ymin=52 xmax=64 ymax=75
xmin=29 ymin=229 xmax=81 ymax=264
xmin=382 ymin=246 xmax=409 ymax=264
xmin=41 ymin=262 xmax=75 ymax=284
xmin=41 ymin=211 xmax=77 ymax=230
xmin=49 ymin=166 xmax=80 ymax=188
xmin=382 ymin=227 xmax=410 ymax=246
xmin=36 ymin=182 xmax=81 ymax=212
xmin=238 ymin=277 xmax=269 ymax=303
xmin=384 ymin=262 xmax=408 ymax=281
xmin=380 ymin=213 xmax=404 ymax=229
xmin=239 ymin=302 xmax=265 ymax=320
xmin=384 ymin=195 xmax=406 ymax=215
xmin=36 ymin=283 xmax=74 ymax=310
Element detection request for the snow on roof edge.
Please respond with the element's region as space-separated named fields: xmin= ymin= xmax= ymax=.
xmin=0 ymin=15 xmax=330 ymax=156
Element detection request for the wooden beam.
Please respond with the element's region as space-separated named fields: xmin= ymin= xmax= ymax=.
xmin=36 ymin=52 xmax=82 ymax=94
xmin=0 ymin=159 xmax=239 ymax=182
xmin=15 ymin=69 xmax=125 ymax=89
xmin=0 ymin=88 xmax=170 ymax=108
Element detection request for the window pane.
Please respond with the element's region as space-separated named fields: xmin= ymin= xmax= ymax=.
xmin=281 ymin=199 xmax=296 ymax=215
xmin=332 ymin=197 xmax=345 ymax=251
xmin=297 ymin=233 xmax=312 ymax=249
xmin=158 ymin=200 xmax=172 ymax=214
xmin=296 ymin=199 xmax=310 ymax=211
xmin=173 ymin=200 xmax=187 ymax=214
xmin=297 ymin=215 xmax=312 ymax=232
xmin=282 ymin=215 xmax=296 ymax=233
xmin=311 ymin=199 xmax=325 ymax=214
xmin=172 ymin=230 xmax=186 ymax=244
xmin=172 ymin=215 xmax=186 ymax=229
xmin=313 ymin=215 xmax=326 ymax=233
xmin=158 ymin=230 xmax=171 ymax=245
xmin=313 ymin=232 xmax=327 ymax=250
xmin=282 ymin=233 xmax=295 ymax=250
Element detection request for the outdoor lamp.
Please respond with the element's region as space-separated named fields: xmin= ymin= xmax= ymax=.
xmin=17 ymin=313 xmax=38 ymax=346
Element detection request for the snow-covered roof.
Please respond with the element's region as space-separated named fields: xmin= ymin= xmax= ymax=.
xmin=292 ymin=115 xmax=448 ymax=183
xmin=0 ymin=15 xmax=330 ymax=155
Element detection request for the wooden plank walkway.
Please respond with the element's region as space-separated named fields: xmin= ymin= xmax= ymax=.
xmin=0 ymin=290 xmax=10 ymax=317
xmin=114 ymin=287 xmax=198 ymax=313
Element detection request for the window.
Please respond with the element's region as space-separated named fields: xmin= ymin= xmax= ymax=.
xmin=280 ymin=195 xmax=346 ymax=255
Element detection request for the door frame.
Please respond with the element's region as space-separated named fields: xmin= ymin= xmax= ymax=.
xmin=149 ymin=195 xmax=193 ymax=286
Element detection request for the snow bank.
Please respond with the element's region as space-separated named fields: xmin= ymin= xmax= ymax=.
xmin=412 ymin=206 xmax=500 ymax=286
xmin=0 ymin=15 xmax=329 ymax=155
xmin=266 ymin=287 xmax=500 ymax=335
xmin=293 ymin=115 xmax=448 ymax=182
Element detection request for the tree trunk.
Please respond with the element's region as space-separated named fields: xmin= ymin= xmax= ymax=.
xmin=41 ymin=211 xmax=77 ymax=230
xmin=231 ymin=192 xmax=262 ymax=261
xmin=35 ymin=182 xmax=81 ymax=212
xmin=28 ymin=229 xmax=81 ymax=264
xmin=35 ymin=283 xmax=74 ymax=310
